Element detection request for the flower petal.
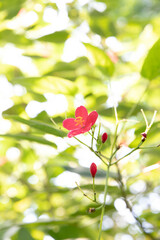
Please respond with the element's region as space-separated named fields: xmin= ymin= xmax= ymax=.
xmin=75 ymin=106 xmax=88 ymax=122
xmin=63 ymin=118 xmax=80 ymax=130
xmin=68 ymin=124 xmax=92 ymax=138
xmin=85 ymin=111 xmax=98 ymax=128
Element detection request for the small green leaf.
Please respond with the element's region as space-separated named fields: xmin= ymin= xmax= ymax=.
xmin=3 ymin=115 xmax=66 ymax=137
xmin=141 ymin=38 xmax=160 ymax=80
xmin=84 ymin=43 xmax=114 ymax=76
xmin=0 ymin=133 xmax=57 ymax=148
xmin=37 ymin=31 xmax=69 ymax=43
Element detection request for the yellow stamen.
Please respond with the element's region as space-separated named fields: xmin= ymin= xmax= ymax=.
xmin=75 ymin=116 xmax=84 ymax=127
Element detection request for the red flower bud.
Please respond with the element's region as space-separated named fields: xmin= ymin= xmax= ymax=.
xmin=101 ymin=132 xmax=108 ymax=143
xmin=141 ymin=132 xmax=147 ymax=142
xmin=90 ymin=163 xmax=97 ymax=178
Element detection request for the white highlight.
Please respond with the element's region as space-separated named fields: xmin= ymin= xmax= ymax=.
xmin=6 ymin=147 xmax=21 ymax=162
xmin=52 ymin=171 xmax=80 ymax=188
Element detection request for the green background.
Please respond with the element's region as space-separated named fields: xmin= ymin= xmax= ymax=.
xmin=0 ymin=0 xmax=160 ymax=239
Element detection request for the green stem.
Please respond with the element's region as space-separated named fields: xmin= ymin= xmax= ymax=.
xmin=90 ymin=148 xmax=108 ymax=167
xmin=93 ymin=177 xmax=96 ymax=202
xmin=98 ymin=164 xmax=110 ymax=240
xmin=140 ymin=145 xmax=160 ymax=149
xmin=98 ymin=106 xmax=119 ymax=240
xmin=74 ymin=137 xmax=90 ymax=149
xmin=111 ymin=141 xmax=143 ymax=166
xmin=111 ymin=123 xmax=119 ymax=155
xmin=98 ymin=122 xmax=101 ymax=139
xmin=98 ymin=122 xmax=119 ymax=239
xmin=88 ymin=131 xmax=97 ymax=141
xmin=74 ymin=137 xmax=108 ymax=166
xmin=91 ymin=128 xmax=95 ymax=149
xmin=97 ymin=152 xmax=110 ymax=160
xmin=75 ymin=182 xmax=99 ymax=204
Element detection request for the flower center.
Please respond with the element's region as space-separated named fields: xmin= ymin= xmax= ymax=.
xmin=75 ymin=116 xmax=85 ymax=127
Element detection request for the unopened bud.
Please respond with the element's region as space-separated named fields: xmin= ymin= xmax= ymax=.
xmin=90 ymin=163 xmax=97 ymax=178
xmin=88 ymin=208 xmax=95 ymax=213
xmin=141 ymin=132 xmax=147 ymax=142
xmin=101 ymin=132 xmax=108 ymax=143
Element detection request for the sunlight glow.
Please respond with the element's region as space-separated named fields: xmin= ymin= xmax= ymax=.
xmin=129 ymin=180 xmax=146 ymax=194
xmin=62 ymin=37 xmax=87 ymax=62
xmin=44 ymin=236 xmax=55 ymax=240
xmin=43 ymin=7 xmax=57 ymax=23
xmin=6 ymin=147 xmax=21 ymax=162
xmin=115 ymin=234 xmax=133 ymax=240
xmin=1 ymin=44 xmax=39 ymax=76
xmin=105 ymin=37 xmax=123 ymax=52
xmin=52 ymin=171 xmax=80 ymax=188
xmin=26 ymin=94 xmax=68 ymax=118
xmin=102 ymin=215 xmax=114 ymax=230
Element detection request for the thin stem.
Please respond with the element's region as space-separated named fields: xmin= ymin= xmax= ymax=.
xmin=75 ymin=182 xmax=99 ymax=204
xmin=114 ymin=101 xmax=118 ymax=125
xmin=88 ymin=131 xmax=97 ymax=141
xmin=74 ymin=137 xmax=90 ymax=149
xmin=149 ymin=110 xmax=157 ymax=129
xmin=111 ymin=110 xmax=157 ymax=166
xmin=98 ymin=164 xmax=110 ymax=240
xmin=116 ymin=163 xmax=158 ymax=240
xmin=98 ymin=122 xmax=101 ymax=139
xmin=95 ymin=205 xmax=103 ymax=210
xmin=98 ymin=106 xmax=119 ymax=239
xmin=90 ymin=148 xmax=108 ymax=167
xmin=97 ymin=152 xmax=110 ymax=160
xmin=111 ymin=141 xmax=143 ymax=166
xmin=141 ymin=109 xmax=149 ymax=128
xmin=140 ymin=145 xmax=160 ymax=149
xmin=110 ymin=123 xmax=119 ymax=156
xmin=74 ymin=136 xmax=108 ymax=167
xmin=93 ymin=177 xmax=96 ymax=202
xmin=110 ymin=148 xmax=119 ymax=161
xmin=141 ymin=109 xmax=157 ymax=133
xmin=91 ymin=128 xmax=95 ymax=149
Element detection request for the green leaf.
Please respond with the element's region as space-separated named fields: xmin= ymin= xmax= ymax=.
xmin=141 ymin=38 xmax=160 ymax=80
xmin=3 ymin=114 xmax=66 ymax=137
xmin=64 ymin=166 xmax=118 ymax=179
xmin=11 ymin=76 xmax=77 ymax=95
xmin=37 ymin=31 xmax=69 ymax=43
xmin=89 ymin=12 xmax=116 ymax=38
xmin=84 ymin=43 xmax=114 ymax=76
xmin=0 ymin=29 xmax=32 ymax=45
xmin=77 ymin=184 xmax=120 ymax=194
xmin=12 ymin=227 xmax=34 ymax=240
xmin=0 ymin=133 xmax=57 ymax=148
xmin=1 ymin=0 xmax=24 ymax=19
xmin=2 ymin=104 xmax=26 ymax=115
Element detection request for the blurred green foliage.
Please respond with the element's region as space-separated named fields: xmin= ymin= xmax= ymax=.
xmin=0 ymin=0 xmax=160 ymax=239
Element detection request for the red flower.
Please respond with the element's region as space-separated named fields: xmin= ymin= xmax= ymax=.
xmin=90 ymin=163 xmax=97 ymax=178
xmin=101 ymin=132 xmax=108 ymax=143
xmin=63 ymin=106 xmax=98 ymax=138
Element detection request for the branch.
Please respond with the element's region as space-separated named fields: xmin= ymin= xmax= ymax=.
xmin=75 ymin=182 xmax=100 ymax=205
xmin=116 ymin=163 xmax=158 ymax=240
